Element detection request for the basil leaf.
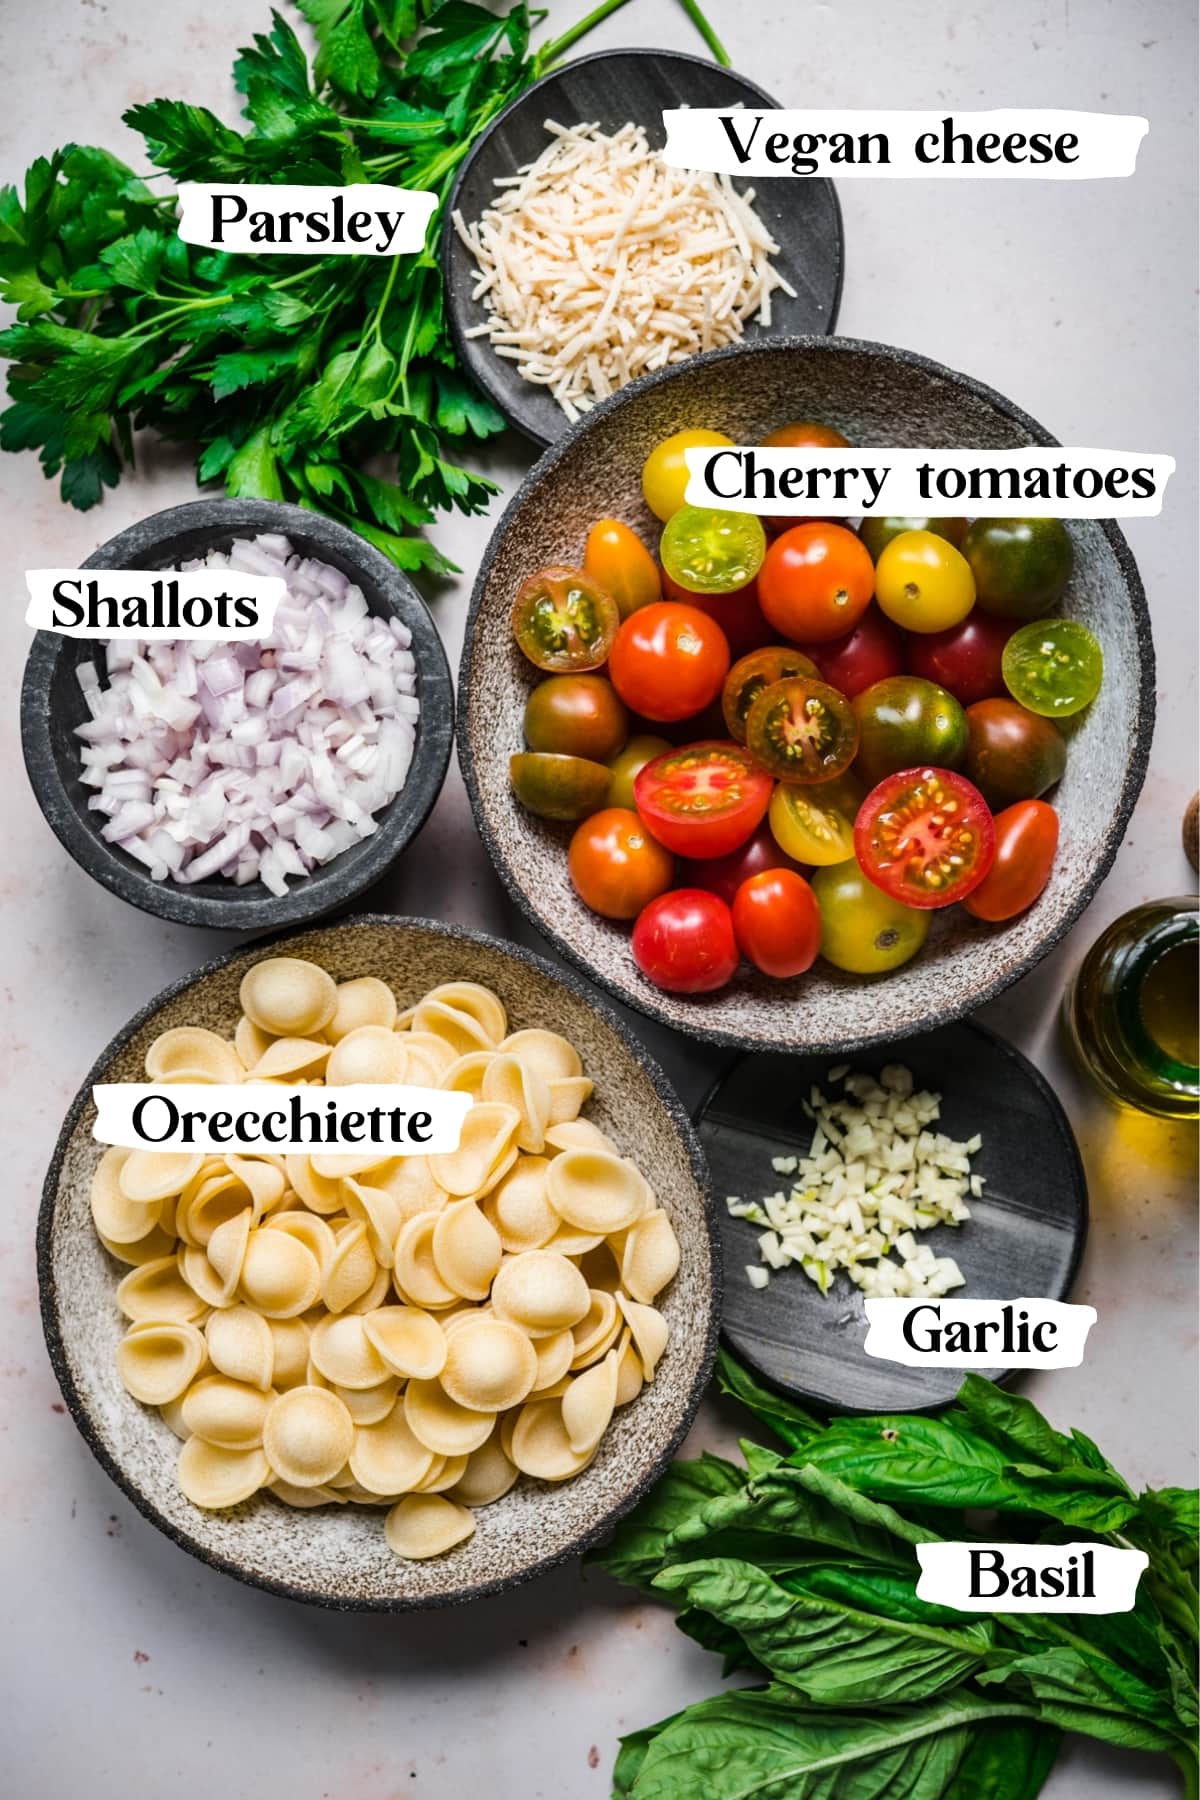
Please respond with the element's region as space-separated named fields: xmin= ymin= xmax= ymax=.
xmin=715 ymin=1348 xmax=822 ymax=1451
xmin=943 ymin=1719 xmax=1059 ymax=1799
xmin=594 ymin=1452 xmax=744 ymax=1587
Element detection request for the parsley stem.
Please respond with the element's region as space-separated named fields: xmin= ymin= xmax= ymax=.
xmin=537 ymin=0 xmax=636 ymax=68
xmin=677 ymin=0 xmax=731 ymax=65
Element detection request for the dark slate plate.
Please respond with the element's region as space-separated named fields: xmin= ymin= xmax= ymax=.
xmin=698 ymin=1021 xmax=1088 ymax=1413
xmin=442 ymin=48 xmax=843 ymax=446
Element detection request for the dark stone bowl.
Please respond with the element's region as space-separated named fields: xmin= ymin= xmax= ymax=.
xmin=20 ymin=500 xmax=454 ymax=930
xmin=458 ymin=336 xmax=1155 ymax=1054
xmin=39 ymin=915 xmax=718 ymax=1609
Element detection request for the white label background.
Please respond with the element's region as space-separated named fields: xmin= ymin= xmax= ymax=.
xmin=93 ymin=1084 xmax=471 ymax=1158
xmin=25 ymin=569 xmax=285 ymax=640
xmin=917 ymin=1543 xmax=1148 ymax=1613
xmin=863 ymin=1299 xmax=1098 ymax=1369
xmin=177 ymin=183 xmax=438 ymax=255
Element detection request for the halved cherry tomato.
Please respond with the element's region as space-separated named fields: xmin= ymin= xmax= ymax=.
xmin=683 ymin=822 xmax=804 ymax=906
xmin=632 ymin=888 xmax=740 ymax=993
xmin=606 ymin=733 xmax=672 ymax=809
xmin=760 ymin=420 xmax=850 ymax=534
xmin=874 ymin=531 xmax=976 ymax=633
xmin=608 ymin=601 xmax=731 ymax=722
xmin=662 ymin=570 xmax=774 ymax=658
xmin=905 ymin=609 xmax=1015 ymax=707
xmin=512 ymin=567 xmax=619 ymax=672
xmin=962 ymin=800 xmax=1059 ymax=922
xmin=855 ymin=767 xmax=995 ymax=909
xmin=660 ymin=506 xmax=766 ymax=594
xmin=800 ymin=604 xmax=904 ymax=699
xmin=568 ymin=807 xmax=675 ymax=920
xmin=584 ymin=519 xmax=662 ymax=619
xmin=768 ymin=772 xmax=863 ymax=866
xmin=634 ymin=741 xmax=773 ymax=858
xmin=1002 ymin=618 xmax=1103 ymax=718
xmin=642 ymin=428 xmax=733 ymax=522
xmin=721 ymin=645 xmax=819 ymax=743
xmin=732 ymin=869 xmax=822 ymax=978
xmin=758 ymin=523 xmax=875 ymax=643
xmin=745 ymin=676 xmax=859 ymax=785
xmin=524 ymin=674 xmax=629 ymax=762
xmin=509 ymin=752 xmax=611 ymax=821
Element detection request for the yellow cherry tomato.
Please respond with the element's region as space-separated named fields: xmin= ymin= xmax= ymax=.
xmin=641 ymin=428 xmax=733 ymax=523
xmin=811 ymin=861 xmax=930 ymax=974
xmin=769 ymin=773 xmax=863 ymax=866
xmin=874 ymin=530 xmax=976 ymax=634
xmin=584 ymin=518 xmax=662 ymax=619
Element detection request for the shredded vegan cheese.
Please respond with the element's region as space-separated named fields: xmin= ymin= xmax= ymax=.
xmin=727 ymin=1065 xmax=980 ymax=1300
xmin=453 ymin=119 xmax=795 ymax=422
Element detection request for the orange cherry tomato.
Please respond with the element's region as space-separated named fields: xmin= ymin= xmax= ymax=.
xmin=731 ymin=868 xmax=822 ymax=978
xmin=962 ymin=800 xmax=1059 ymax=922
xmin=584 ymin=518 xmax=662 ymax=619
xmin=758 ymin=523 xmax=875 ymax=644
xmin=568 ymin=807 xmax=675 ymax=920
xmin=608 ymin=601 xmax=731 ymax=722
xmin=760 ymin=420 xmax=851 ymax=535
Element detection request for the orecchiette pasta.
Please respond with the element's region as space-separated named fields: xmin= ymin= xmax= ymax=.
xmin=89 ymin=959 xmax=680 ymax=1560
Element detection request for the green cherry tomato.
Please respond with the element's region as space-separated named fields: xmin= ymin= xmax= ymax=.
xmin=874 ymin=530 xmax=976 ymax=633
xmin=1002 ymin=618 xmax=1104 ymax=718
xmin=851 ymin=675 xmax=968 ymax=788
xmin=606 ymin=733 xmax=672 ymax=809
xmin=509 ymin=752 xmax=611 ymax=821
xmin=961 ymin=518 xmax=1074 ymax=620
xmin=859 ymin=516 xmax=968 ymax=560
xmin=811 ymin=861 xmax=931 ymax=975
xmin=660 ymin=506 xmax=767 ymax=595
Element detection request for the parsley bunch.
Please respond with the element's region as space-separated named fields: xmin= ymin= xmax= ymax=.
xmin=0 ymin=0 xmax=728 ymax=574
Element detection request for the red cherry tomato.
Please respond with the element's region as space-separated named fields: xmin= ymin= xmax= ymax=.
xmin=855 ymin=767 xmax=996 ymax=909
xmin=800 ymin=605 xmax=904 ymax=699
xmin=962 ymin=800 xmax=1059 ymax=921
xmin=731 ymin=869 xmax=822 ymax=979
xmin=758 ymin=523 xmax=875 ymax=643
xmin=683 ymin=822 xmax=805 ymax=906
xmin=632 ymin=888 xmax=740 ymax=993
xmin=608 ymin=601 xmax=731 ymax=722
xmin=661 ymin=569 xmax=774 ymax=658
xmin=634 ymin=741 xmax=773 ymax=858
xmin=905 ymin=610 xmax=1016 ymax=707
xmin=567 ymin=807 xmax=675 ymax=920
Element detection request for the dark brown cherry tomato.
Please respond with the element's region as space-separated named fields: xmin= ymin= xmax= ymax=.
xmin=800 ymin=605 xmax=904 ymax=699
xmin=523 ymin=674 xmax=630 ymax=763
xmin=683 ymin=822 xmax=805 ymax=906
xmin=661 ymin=569 xmax=774 ymax=659
xmin=509 ymin=752 xmax=611 ymax=821
xmin=745 ymin=676 xmax=859 ymax=785
xmin=758 ymin=523 xmax=875 ymax=643
xmin=632 ymin=889 xmax=740 ymax=993
xmin=721 ymin=645 xmax=820 ymax=744
xmin=568 ymin=807 xmax=675 ymax=920
xmin=584 ymin=518 xmax=661 ymax=619
xmin=511 ymin=567 xmax=619 ymax=672
xmin=760 ymin=419 xmax=851 ymax=534
xmin=731 ymin=869 xmax=822 ymax=978
xmin=962 ymin=800 xmax=1059 ymax=921
xmin=855 ymin=767 xmax=995 ymax=909
xmin=964 ymin=698 xmax=1067 ymax=810
xmin=852 ymin=675 xmax=968 ymax=789
xmin=905 ymin=610 xmax=1015 ymax=707
xmin=608 ymin=601 xmax=731 ymax=722
xmin=858 ymin=516 xmax=969 ymax=561
xmin=634 ymin=741 xmax=773 ymax=858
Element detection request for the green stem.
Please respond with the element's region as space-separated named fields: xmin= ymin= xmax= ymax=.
xmin=677 ymin=0 xmax=731 ymax=65
xmin=536 ymin=0 xmax=636 ymax=69
xmin=1174 ymin=1747 xmax=1199 ymax=1800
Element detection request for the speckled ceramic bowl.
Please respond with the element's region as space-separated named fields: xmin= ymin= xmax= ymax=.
xmin=21 ymin=500 xmax=453 ymax=931
xmin=39 ymin=916 xmax=717 ymax=1609
xmin=458 ymin=337 xmax=1155 ymax=1053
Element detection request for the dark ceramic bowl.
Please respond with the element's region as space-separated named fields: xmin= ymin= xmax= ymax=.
xmin=458 ymin=336 xmax=1155 ymax=1054
xmin=39 ymin=915 xmax=718 ymax=1609
xmin=21 ymin=500 xmax=454 ymax=930
xmin=443 ymin=47 xmax=843 ymax=446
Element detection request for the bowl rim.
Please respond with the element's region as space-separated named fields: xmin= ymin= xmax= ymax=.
xmin=441 ymin=45 xmax=845 ymax=447
xmin=37 ymin=912 xmax=721 ymax=1611
xmin=20 ymin=498 xmax=454 ymax=931
xmin=456 ymin=332 xmax=1157 ymax=1053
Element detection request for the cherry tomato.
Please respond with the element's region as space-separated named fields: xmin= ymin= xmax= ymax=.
xmin=758 ymin=522 xmax=875 ymax=643
xmin=660 ymin=506 xmax=766 ymax=594
xmin=905 ymin=610 xmax=1015 ymax=707
xmin=608 ymin=601 xmax=731 ymax=722
xmin=812 ymin=861 xmax=931 ymax=974
xmin=874 ymin=530 xmax=976 ymax=633
xmin=635 ymin=741 xmax=773 ymax=858
xmin=1002 ymin=618 xmax=1104 ymax=718
xmin=732 ymin=869 xmax=822 ymax=979
xmin=568 ymin=807 xmax=675 ymax=920
xmin=509 ymin=752 xmax=610 ymax=821
xmin=511 ymin=567 xmax=619 ymax=672
xmin=964 ymin=698 xmax=1067 ymax=810
xmin=721 ymin=645 xmax=819 ymax=744
xmin=768 ymin=772 xmax=863 ymax=866
xmin=855 ymin=767 xmax=995 ymax=909
xmin=662 ymin=571 xmax=775 ymax=659
xmin=632 ymin=889 xmax=740 ymax=993
xmin=962 ymin=801 xmax=1059 ymax=922
xmin=606 ymin=733 xmax=672 ymax=809
xmin=584 ymin=518 xmax=662 ymax=619
xmin=745 ymin=676 xmax=859 ymax=785
xmin=642 ymin=428 xmax=733 ymax=522
xmin=962 ymin=517 xmax=1073 ymax=620
xmin=852 ymin=675 xmax=968 ymax=789
xmin=683 ymin=822 xmax=804 ymax=906
xmin=859 ymin=516 xmax=969 ymax=560
xmin=800 ymin=605 xmax=904 ymax=699
xmin=760 ymin=420 xmax=851 ymax=534
xmin=524 ymin=674 xmax=629 ymax=762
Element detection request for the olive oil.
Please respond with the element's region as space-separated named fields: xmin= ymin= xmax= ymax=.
xmin=1062 ymin=899 xmax=1200 ymax=1119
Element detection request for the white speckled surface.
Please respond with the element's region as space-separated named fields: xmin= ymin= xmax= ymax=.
xmin=0 ymin=2 xmax=1195 ymax=1796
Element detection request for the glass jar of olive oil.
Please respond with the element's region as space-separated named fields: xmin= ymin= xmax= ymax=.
xmin=1062 ymin=898 xmax=1199 ymax=1119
